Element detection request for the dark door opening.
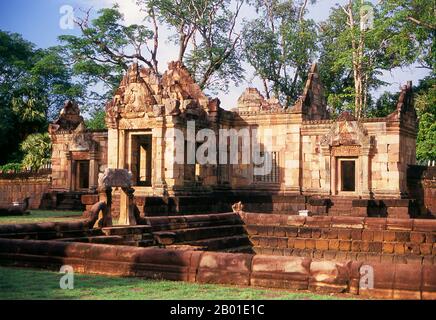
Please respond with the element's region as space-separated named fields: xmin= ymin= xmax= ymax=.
xmin=76 ymin=161 xmax=90 ymax=190
xmin=341 ymin=160 xmax=356 ymax=192
xmin=136 ymin=135 xmax=152 ymax=187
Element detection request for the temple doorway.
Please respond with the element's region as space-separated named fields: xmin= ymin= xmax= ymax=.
xmin=131 ymin=135 xmax=152 ymax=187
xmin=338 ymin=158 xmax=357 ymax=193
xmin=75 ymin=160 xmax=90 ymax=190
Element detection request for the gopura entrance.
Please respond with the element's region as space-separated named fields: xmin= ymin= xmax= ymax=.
xmin=339 ymin=158 xmax=357 ymax=193
xmin=130 ymin=134 xmax=152 ymax=187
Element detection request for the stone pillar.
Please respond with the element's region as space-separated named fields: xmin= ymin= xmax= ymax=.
xmin=119 ymin=187 xmax=137 ymax=226
xmin=331 ymin=156 xmax=337 ymax=196
xmin=321 ymin=146 xmax=331 ymax=195
xmin=119 ymin=130 xmax=126 ymax=169
xmin=153 ymin=117 xmax=167 ymax=195
xmin=66 ymin=152 xmax=73 ymax=191
xmin=360 ymin=147 xmax=371 ymax=198
xmin=89 ymin=151 xmax=98 ymax=192
xmin=107 ymin=128 xmax=119 ymax=169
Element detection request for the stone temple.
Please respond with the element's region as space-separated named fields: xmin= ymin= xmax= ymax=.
xmin=48 ymin=61 xmax=427 ymax=219
xmin=1 ymin=62 xmax=435 ymax=300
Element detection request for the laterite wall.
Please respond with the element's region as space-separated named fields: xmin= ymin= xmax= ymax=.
xmin=0 ymin=238 xmax=434 ymax=299
xmin=240 ymin=213 xmax=436 ymax=265
xmin=0 ymin=174 xmax=51 ymax=209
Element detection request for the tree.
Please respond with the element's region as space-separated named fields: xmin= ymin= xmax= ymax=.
xmin=138 ymin=0 xmax=245 ymax=92
xmin=380 ymin=0 xmax=435 ymax=71
xmin=0 ymin=30 xmax=80 ymax=165
xmin=60 ymin=2 xmax=246 ymax=101
xmin=20 ymin=133 xmax=52 ymax=171
xmin=85 ymin=110 xmax=107 ymax=130
xmin=414 ymin=77 xmax=436 ymax=162
xmin=59 ymin=6 xmax=156 ymax=110
xmin=319 ymin=0 xmax=434 ymax=118
xmin=367 ymin=91 xmax=399 ymax=118
xmin=242 ymin=0 xmax=318 ymax=106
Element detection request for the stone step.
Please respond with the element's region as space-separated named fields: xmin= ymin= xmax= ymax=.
xmin=184 ymin=235 xmax=251 ymax=251
xmin=153 ymin=225 xmax=246 ymax=244
xmin=57 ymin=235 xmax=125 ymax=244
xmin=147 ymin=213 xmax=242 ymax=231
xmin=101 ymin=225 xmax=152 ymax=236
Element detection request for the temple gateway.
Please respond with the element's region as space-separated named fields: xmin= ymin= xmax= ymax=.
xmin=48 ymin=61 xmax=424 ymax=219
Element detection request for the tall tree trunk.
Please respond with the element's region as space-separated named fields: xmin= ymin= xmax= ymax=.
xmin=262 ymin=78 xmax=270 ymax=99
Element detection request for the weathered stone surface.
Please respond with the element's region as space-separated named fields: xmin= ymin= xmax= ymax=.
xmin=197 ymin=252 xmax=252 ymax=285
xmin=98 ymin=169 xmax=132 ymax=188
xmin=308 ymin=260 xmax=351 ymax=293
xmin=251 ymin=255 xmax=310 ymax=289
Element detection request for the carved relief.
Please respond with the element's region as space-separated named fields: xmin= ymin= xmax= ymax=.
xmin=105 ymin=61 xmax=211 ymax=128
xmin=320 ymin=114 xmax=371 ymax=150
xmin=332 ymin=145 xmax=361 ymax=157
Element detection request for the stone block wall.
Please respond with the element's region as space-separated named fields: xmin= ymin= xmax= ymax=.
xmin=0 ymin=238 xmax=434 ymax=299
xmin=0 ymin=174 xmax=51 ymax=209
xmin=239 ymin=213 xmax=436 ymax=265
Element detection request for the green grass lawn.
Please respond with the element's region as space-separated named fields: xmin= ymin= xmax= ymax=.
xmin=0 ymin=266 xmax=344 ymax=300
xmin=0 ymin=210 xmax=83 ymax=225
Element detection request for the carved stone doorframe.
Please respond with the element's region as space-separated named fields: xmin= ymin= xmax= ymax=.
xmin=320 ymin=118 xmax=373 ymax=198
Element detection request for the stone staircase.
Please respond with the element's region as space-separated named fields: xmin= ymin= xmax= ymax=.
xmin=102 ymin=225 xmax=154 ymax=247
xmin=147 ymin=213 xmax=253 ymax=253
xmin=58 ymin=225 xmax=155 ymax=247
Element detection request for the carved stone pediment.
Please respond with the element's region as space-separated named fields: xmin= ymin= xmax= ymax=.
xmin=49 ymin=100 xmax=84 ymax=133
xmin=120 ymin=82 xmax=156 ymax=119
xmin=321 ymin=117 xmax=371 ymax=150
xmin=69 ymin=124 xmax=98 ymax=152
xmin=105 ymin=61 xmax=213 ymax=128
xmin=70 ymin=133 xmax=90 ymax=151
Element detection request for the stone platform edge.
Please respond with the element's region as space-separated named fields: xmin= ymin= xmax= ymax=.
xmin=0 ymin=238 xmax=434 ymax=300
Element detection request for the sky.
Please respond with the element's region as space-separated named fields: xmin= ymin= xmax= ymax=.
xmin=0 ymin=0 xmax=430 ymax=111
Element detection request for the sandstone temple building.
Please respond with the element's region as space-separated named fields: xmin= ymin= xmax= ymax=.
xmin=44 ymin=62 xmax=433 ymax=218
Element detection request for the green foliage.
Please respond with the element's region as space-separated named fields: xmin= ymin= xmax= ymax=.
xmin=367 ymin=91 xmax=399 ymax=118
xmin=139 ymin=0 xmax=246 ymax=92
xmin=319 ymin=0 xmax=434 ymax=117
xmin=0 ymin=30 xmax=81 ymax=165
xmin=59 ymin=6 xmax=152 ymax=111
xmin=0 ymin=163 xmax=23 ymax=173
xmin=381 ymin=0 xmax=435 ymax=70
xmin=20 ymin=133 xmax=52 ymax=171
xmin=414 ymin=77 xmax=436 ymax=162
xmin=85 ymin=110 xmax=107 ymax=130
xmin=243 ymin=0 xmax=318 ymax=105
